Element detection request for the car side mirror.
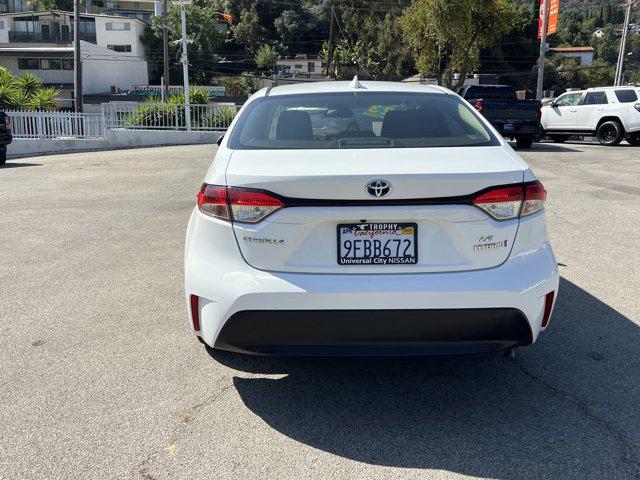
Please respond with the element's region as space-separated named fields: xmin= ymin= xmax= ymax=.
xmin=216 ymin=134 xmax=224 ymax=146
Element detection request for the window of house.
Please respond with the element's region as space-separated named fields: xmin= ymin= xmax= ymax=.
xmin=62 ymin=58 xmax=73 ymax=70
xmin=615 ymin=89 xmax=638 ymax=103
xmin=14 ymin=20 xmax=37 ymax=32
xmin=582 ymin=91 xmax=608 ymax=105
xmin=294 ymin=64 xmax=302 ymax=69
xmin=107 ymin=44 xmax=132 ymax=52
xmin=307 ymin=62 xmax=315 ymax=73
xmin=105 ymin=22 xmax=131 ymax=31
xmin=0 ymin=21 xmax=5 ymax=29
xmin=18 ymin=58 xmax=40 ymax=69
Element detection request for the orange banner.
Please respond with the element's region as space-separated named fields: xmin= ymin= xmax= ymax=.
xmin=538 ymin=0 xmax=560 ymax=39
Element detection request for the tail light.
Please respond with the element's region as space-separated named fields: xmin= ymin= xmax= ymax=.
xmin=541 ymin=291 xmax=555 ymax=328
xmin=472 ymin=185 xmax=524 ymax=220
xmin=4 ymin=116 xmax=10 ymax=131
xmin=472 ymin=181 xmax=546 ymax=220
xmin=197 ymin=184 xmax=284 ymax=223
xmin=536 ymin=108 xmax=542 ymax=120
xmin=474 ymin=100 xmax=483 ymax=114
xmin=521 ymin=181 xmax=547 ymax=216
xmin=190 ymin=294 xmax=200 ymax=331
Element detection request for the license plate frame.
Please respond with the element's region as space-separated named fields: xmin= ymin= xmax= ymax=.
xmin=337 ymin=222 xmax=418 ymax=266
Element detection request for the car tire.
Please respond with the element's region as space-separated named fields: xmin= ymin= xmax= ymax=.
xmin=0 ymin=147 xmax=6 ymax=166
xmin=625 ymin=132 xmax=640 ymax=146
xmin=516 ymin=136 xmax=534 ymax=149
xmin=596 ymin=120 xmax=624 ymax=146
xmin=550 ymin=135 xmax=569 ymax=143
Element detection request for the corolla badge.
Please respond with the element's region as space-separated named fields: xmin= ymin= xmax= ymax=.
xmin=366 ymin=180 xmax=392 ymax=198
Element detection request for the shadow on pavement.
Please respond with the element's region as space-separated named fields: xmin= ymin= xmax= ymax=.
xmin=0 ymin=162 xmax=42 ymax=169
xmin=208 ymin=277 xmax=639 ymax=479
xmin=524 ymin=143 xmax=584 ymax=153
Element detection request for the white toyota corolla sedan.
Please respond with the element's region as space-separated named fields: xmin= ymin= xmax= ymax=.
xmin=185 ymin=79 xmax=559 ymax=356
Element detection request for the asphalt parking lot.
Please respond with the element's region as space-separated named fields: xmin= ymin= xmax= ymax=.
xmin=1 ymin=141 xmax=639 ymax=480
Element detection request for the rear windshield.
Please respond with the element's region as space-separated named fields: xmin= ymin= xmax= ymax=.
xmin=228 ymin=92 xmax=499 ymax=150
xmin=462 ymin=86 xmax=517 ymax=100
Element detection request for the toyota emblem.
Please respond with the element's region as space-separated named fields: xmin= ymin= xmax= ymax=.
xmin=365 ymin=180 xmax=392 ymax=198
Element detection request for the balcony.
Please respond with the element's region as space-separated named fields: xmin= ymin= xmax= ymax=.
xmin=8 ymin=31 xmax=97 ymax=45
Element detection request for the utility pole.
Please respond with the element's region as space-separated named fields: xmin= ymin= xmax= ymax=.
xmin=180 ymin=0 xmax=191 ymax=131
xmin=536 ymin=0 xmax=551 ymax=100
xmin=73 ymin=0 xmax=83 ymax=112
xmin=162 ymin=0 xmax=170 ymax=101
xmin=326 ymin=0 xmax=335 ymax=78
xmin=615 ymin=1 xmax=634 ymax=86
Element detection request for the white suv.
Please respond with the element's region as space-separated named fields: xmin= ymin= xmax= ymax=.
xmin=185 ymin=80 xmax=559 ymax=356
xmin=541 ymin=87 xmax=640 ymax=146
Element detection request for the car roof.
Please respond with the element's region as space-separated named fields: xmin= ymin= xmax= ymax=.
xmin=254 ymin=80 xmax=449 ymax=98
xmin=587 ymin=86 xmax=640 ymax=91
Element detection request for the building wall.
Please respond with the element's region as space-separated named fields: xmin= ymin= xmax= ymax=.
xmin=93 ymin=16 xmax=146 ymax=58
xmin=553 ymin=51 xmax=593 ymax=66
xmin=0 ymin=17 xmax=8 ymax=42
xmin=81 ymin=41 xmax=148 ymax=93
xmin=0 ymin=55 xmax=73 ymax=83
xmin=0 ymin=42 xmax=148 ymax=95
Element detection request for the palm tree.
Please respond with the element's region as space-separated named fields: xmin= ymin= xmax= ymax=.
xmin=15 ymin=73 xmax=42 ymax=96
xmin=27 ymin=88 xmax=60 ymax=111
xmin=0 ymin=66 xmax=60 ymax=111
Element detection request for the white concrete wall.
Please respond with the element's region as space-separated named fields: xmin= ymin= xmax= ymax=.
xmin=0 ymin=17 xmax=9 ymax=43
xmin=81 ymin=41 xmax=148 ymax=93
xmin=94 ymin=16 xmax=146 ymax=58
xmin=7 ymin=129 xmax=223 ymax=158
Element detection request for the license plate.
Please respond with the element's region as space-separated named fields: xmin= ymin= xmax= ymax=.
xmin=337 ymin=223 xmax=418 ymax=265
xmin=503 ymin=123 xmax=514 ymax=131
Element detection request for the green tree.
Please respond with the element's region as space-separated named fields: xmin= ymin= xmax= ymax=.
xmin=233 ymin=6 xmax=264 ymax=53
xmin=143 ymin=2 xmax=226 ymax=85
xmin=254 ymin=44 xmax=279 ymax=72
xmin=0 ymin=67 xmax=59 ymax=111
xmin=400 ymin=0 xmax=516 ymax=89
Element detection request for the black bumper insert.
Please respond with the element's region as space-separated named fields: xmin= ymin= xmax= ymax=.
xmin=215 ymin=308 xmax=533 ymax=356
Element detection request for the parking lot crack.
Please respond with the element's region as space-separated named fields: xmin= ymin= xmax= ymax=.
xmin=136 ymin=380 xmax=236 ymax=478
xmin=515 ymin=359 xmax=640 ymax=477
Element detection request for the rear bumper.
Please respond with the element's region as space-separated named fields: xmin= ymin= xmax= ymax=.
xmin=215 ymin=308 xmax=532 ymax=356
xmin=185 ymin=209 xmax=559 ymax=356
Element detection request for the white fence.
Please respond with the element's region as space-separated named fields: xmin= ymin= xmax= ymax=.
xmin=8 ymin=111 xmax=106 ymax=140
xmin=103 ymin=102 xmax=238 ymax=131
xmin=8 ymin=102 xmax=239 ymax=140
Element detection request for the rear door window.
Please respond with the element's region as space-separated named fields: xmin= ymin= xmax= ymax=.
xmin=230 ymin=92 xmax=499 ymax=150
xmin=582 ymin=92 xmax=608 ymax=105
xmin=614 ymin=90 xmax=638 ymax=103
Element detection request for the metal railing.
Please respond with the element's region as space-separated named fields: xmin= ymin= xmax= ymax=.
xmin=8 ymin=31 xmax=96 ymax=44
xmin=103 ymin=102 xmax=238 ymax=131
xmin=6 ymin=102 xmax=239 ymax=140
xmin=8 ymin=110 xmax=106 ymax=139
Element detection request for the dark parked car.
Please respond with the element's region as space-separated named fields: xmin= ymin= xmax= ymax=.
xmin=0 ymin=111 xmax=11 ymax=165
xmin=457 ymin=85 xmax=541 ymax=148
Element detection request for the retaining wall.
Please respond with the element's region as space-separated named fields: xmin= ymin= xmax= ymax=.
xmin=7 ymin=129 xmax=223 ymax=158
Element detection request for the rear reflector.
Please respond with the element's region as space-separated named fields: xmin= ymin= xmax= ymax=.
xmin=197 ymin=184 xmax=284 ymax=223
xmin=472 ymin=186 xmax=523 ymax=220
xmin=190 ymin=294 xmax=200 ymax=332
xmin=541 ymin=291 xmax=555 ymax=328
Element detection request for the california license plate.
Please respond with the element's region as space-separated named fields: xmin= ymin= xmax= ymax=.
xmin=337 ymin=223 xmax=418 ymax=265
